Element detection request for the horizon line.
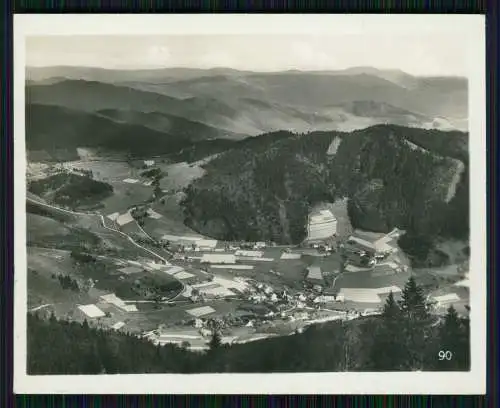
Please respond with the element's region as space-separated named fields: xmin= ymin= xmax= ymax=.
xmin=25 ymin=65 xmax=466 ymax=79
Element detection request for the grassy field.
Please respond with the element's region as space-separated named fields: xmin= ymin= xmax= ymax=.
xmin=144 ymin=192 xmax=205 ymax=238
xmin=121 ymin=299 xmax=248 ymax=333
xmin=120 ymin=220 xmax=151 ymax=240
xmin=27 ymin=213 xmax=72 ymax=243
xmin=57 ymin=160 xmax=154 ymax=214
xmin=335 ymin=269 xmax=412 ymax=290
xmin=185 ymin=247 xmax=309 ymax=291
xmin=27 ymin=245 xmax=183 ymax=325
xmin=141 ymin=207 xmax=204 ymax=239
xmin=100 ymin=182 xmax=152 ymax=214
xmin=156 ymin=161 xmax=206 ymax=191
xmin=27 ymin=248 xmax=104 ymax=313
xmin=60 ymin=160 xmax=137 ymax=183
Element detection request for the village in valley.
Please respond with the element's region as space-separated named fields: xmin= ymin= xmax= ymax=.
xmin=27 ymin=154 xmax=471 ymax=352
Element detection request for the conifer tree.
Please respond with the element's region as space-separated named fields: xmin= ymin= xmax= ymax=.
xmin=399 ymin=276 xmax=430 ymax=321
xmin=369 ymin=291 xmax=407 ymax=370
xmin=398 ymin=277 xmax=432 ymax=370
xmin=437 ymin=306 xmax=470 ymax=370
xmin=209 ymin=330 xmax=222 ymax=350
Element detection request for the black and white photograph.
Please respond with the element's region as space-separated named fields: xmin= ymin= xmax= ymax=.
xmin=14 ymin=14 xmax=486 ymax=394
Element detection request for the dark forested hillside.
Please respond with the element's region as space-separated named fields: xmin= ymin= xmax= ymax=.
xmin=26 ymin=104 xmax=240 ymax=159
xmin=27 ymin=278 xmax=470 ymax=374
xmin=181 ymin=125 xmax=469 ymax=256
xmin=28 ymin=172 xmax=113 ymax=208
xmin=96 ymin=109 xmax=246 ymax=141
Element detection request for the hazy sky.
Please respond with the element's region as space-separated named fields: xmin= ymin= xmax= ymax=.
xmin=26 ymin=34 xmax=469 ymax=77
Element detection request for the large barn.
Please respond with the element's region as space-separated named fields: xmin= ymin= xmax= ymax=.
xmin=306 ymin=209 xmax=338 ymax=242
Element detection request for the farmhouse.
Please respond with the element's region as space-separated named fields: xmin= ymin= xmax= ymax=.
xmin=345 ymin=230 xmax=399 ymax=258
xmin=78 ymin=304 xmax=106 ymax=318
xmin=432 ymin=293 xmax=461 ymax=307
xmin=336 ymin=288 xmax=382 ymax=304
xmin=345 ymin=236 xmax=377 ymax=256
xmin=201 ymin=253 xmax=237 ymax=264
xmin=336 ymin=285 xmax=403 ymax=304
xmin=112 ymin=321 xmax=126 ymax=330
xmin=195 ymin=239 xmax=218 ymax=250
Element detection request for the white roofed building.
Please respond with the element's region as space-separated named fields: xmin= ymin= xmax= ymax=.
xmin=306 ymin=209 xmax=338 ymax=241
xmin=201 ymin=254 xmax=236 ymax=264
xmin=195 ymin=239 xmax=218 ymax=250
xmin=432 ymin=293 xmax=461 ymax=307
xmin=346 ymin=230 xmax=399 ymax=257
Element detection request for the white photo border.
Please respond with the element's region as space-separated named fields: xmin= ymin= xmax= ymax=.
xmin=13 ymin=13 xmax=487 ymax=395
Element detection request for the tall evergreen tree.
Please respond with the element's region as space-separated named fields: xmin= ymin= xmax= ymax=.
xmin=436 ymin=306 xmax=470 ymax=370
xmin=369 ymin=291 xmax=407 ymax=370
xmin=399 ymin=276 xmax=430 ymax=321
xmin=209 ymin=330 xmax=222 ymax=350
xmin=398 ymin=277 xmax=433 ymax=370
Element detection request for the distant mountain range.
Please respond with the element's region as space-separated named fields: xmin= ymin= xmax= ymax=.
xmin=26 ymin=66 xmax=468 ymax=156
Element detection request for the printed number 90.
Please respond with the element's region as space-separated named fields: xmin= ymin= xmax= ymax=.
xmin=438 ymin=350 xmax=453 ymax=361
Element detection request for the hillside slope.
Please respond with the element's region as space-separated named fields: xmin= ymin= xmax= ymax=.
xmin=181 ymin=125 xmax=469 ymax=251
xmin=26 ymin=80 xmax=252 ymax=137
xmin=156 ymin=72 xmax=467 ymax=121
xmin=26 ymin=103 xmax=240 ymax=159
xmin=26 ymin=70 xmax=468 ymax=136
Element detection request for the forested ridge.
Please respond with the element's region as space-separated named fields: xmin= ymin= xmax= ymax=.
xmin=181 ymin=125 xmax=469 ymax=264
xmin=28 ymin=172 xmax=113 ymax=209
xmin=28 ymin=278 xmax=469 ymax=374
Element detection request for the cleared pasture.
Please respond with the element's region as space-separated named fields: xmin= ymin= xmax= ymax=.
xmin=122 ymin=299 xmax=247 ymax=332
xmin=335 ymin=269 xmax=412 ymax=291
xmin=156 ymin=161 xmax=206 ymax=191
xmin=27 ymin=267 xmax=95 ymax=310
xmin=141 ymin=208 xmax=203 ymax=239
xmin=100 ymin=182 xmax=152 ymax=214
xmin=58 ymin=160 xmax=154 ymax=214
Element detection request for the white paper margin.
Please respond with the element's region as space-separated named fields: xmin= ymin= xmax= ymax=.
xmin=13 ymin=14 xmax=487 ymax=395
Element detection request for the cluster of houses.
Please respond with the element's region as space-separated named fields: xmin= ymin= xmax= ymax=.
xmin=341 ymin=228 xmax=402 ymax=268
xmin=159 ymin=235 xmax=270 ymax=255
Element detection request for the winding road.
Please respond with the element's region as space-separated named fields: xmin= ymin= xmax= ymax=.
xmin=26 ymin=196 xmax=187 ymax=302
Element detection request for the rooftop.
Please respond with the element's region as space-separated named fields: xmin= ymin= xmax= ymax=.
xmin=433 ymin=293 xmax=461 ymax=303
xmin=78 ymin=304 xmax=106 ymax=318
